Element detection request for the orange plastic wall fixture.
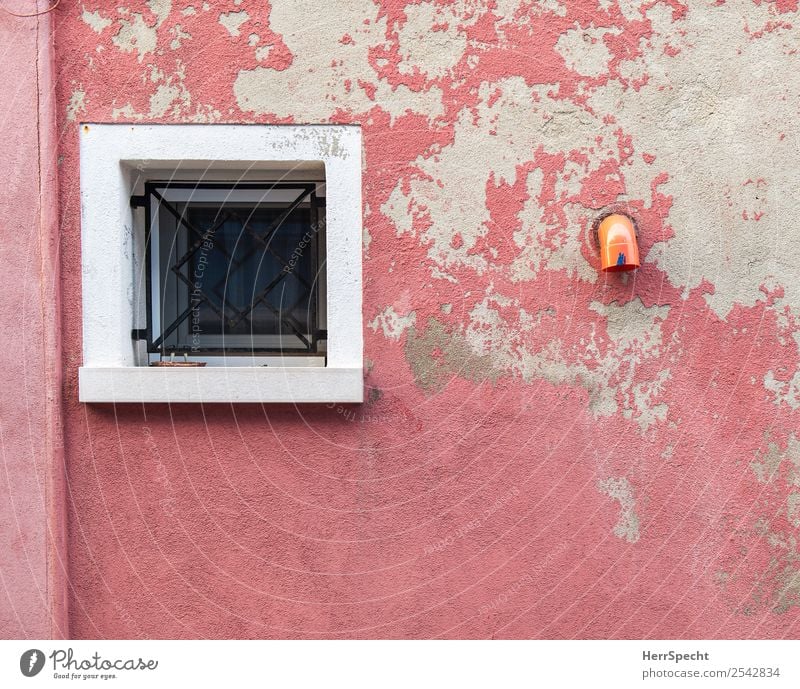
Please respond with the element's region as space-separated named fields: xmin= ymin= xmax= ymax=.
xmin=596 ymin=213 xmax=640 ymax=272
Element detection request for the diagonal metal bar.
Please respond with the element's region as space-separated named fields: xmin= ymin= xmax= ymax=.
xmin=153 ymin=193 xmax=251 ymax=329
xmin=151 ymin=189 xmax=234 ymax=269
xmin=171 ymin=267 xmax=229 ymax=325
xmin=169 ymin=217 xmax=251 ymax=329
xmin=226 ymin=270 xmax=292 ymax=329
xmin=238 ymin=212 xmax=316 ymax=292
xmin=173 ymin=212 xmax=234 ymax=271
xmin=242 ymin=280 xmax=313 ymax=350
xmin=210 ymin=187 xmax=313 ymax=293
xmin=209 ymin=208 xmax=314 ymax=323
xmin=152 ymin=299 xmax=204 ymax=349
xmin=257 ymin=298 xmax=311 ymax=350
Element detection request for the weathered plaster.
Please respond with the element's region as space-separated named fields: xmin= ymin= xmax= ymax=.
xmin=588 ymin=1 xmax=800 ymax=323
xmin=66 ymin=87 xmax=86 ymax=122
xmin=555 ymin=24 xmax=621 ymax=78
xmin=45 ymin=0 xmax=800 ymax=639
xmin=370 ymin=306 xmax=417 ymax=341
xmin=598 ymin=477 xmax=640 ymax=544
xmin=81 ymin=8 xmax=112 ymax=34
xmin=218 ymin=10 xmax=249 ymax=37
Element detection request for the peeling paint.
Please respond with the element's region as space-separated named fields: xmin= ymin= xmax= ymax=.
xmin=112 ymin=13 xmax=159 ymax=61
xmin=66 ymin=88 xmax=86 ymax=123
xmin=588 ymin=2 xmax=800 ymax=321
xmin=555 ymin=24 xmax=620 ymax=78
xmin=764 ymin=369 xmax=800 ymax=410
xmin=598 ymin=477 xmax=640 ymax=544
xmin=169 ymin=24 xmax=191 ymax=50
xmin=234 ymin=0 xmax=445 ymax=122
xmin=218 ymin=10 xmax=249 ymax=37
xmin=405 ymin=317 xmax=504 ymax=392
xmin=773 ymin=567 xmax=800 ymax=615
xmin=50 ymin=0 xmax=800 ymax=640
xmin=370 ymin=306 xmax=417 ymax=341
xmin=396 ymin=1 xmax=469 ymax=79
xmin=81 ymin=8 xmax=111 ymax=34
xmin=751 ymin=434 xmax=800 ymax=484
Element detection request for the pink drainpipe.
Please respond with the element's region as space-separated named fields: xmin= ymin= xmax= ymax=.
xmin=0 ymin=1 xmax=67 ymax=639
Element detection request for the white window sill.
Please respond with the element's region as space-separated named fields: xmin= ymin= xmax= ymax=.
xmin=78 ymin=366 xmax=363 ymax=404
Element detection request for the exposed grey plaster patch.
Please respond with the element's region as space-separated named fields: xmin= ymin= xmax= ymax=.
xmin=112 ymin=13 xmax=158 ymax=61
xmin=751 ymin=442 xmax=785 ymax=484
xmin=234 ymin=0 xmax=444 ymax=123
xmin=598 ymin=477 xmax=640 ymax=543
xmin=149 ymin=83 xmax=181 ymax=117
xmin=396 ymin=0 xmax=470 ymax=79
xmin=112 ymin=64 xmax=220 ymax=122
xmin=111 ymin=1 xmax=171 ymax=60
xmin=148 ymin=0 xmax=172 ymax=25
xmin=788 ymin=493 xmax=800 ymax=529
xmin=589 ymin=299 xmax=670 ymax=352
xmin=751 ymin=434 xmax=800 ymax=484
xmin=181 ymin=6 xmax=196 ymax=16
xmin=745 ymin=502 xmax=800 ymax=614
xmin=66 ymin=88 xmax=86 ymax=123
xmin=587 ymin=1 xmax=800 ymax=321
xmin=773 ymin=566 xmax=800 ymax=614
xmin=555 ymin=24 xmax=620 ymax=78
xmin=437 ymin=291 xmax=672 ymax=424
xmin=748 ymin=435 xmax=800 ymax=607
xmin=111 ymin=103 xmax=140 ymax=121
xmin=362 ymin=225 xmax=372 ymax=255
xmin=81 ymin=8 xmax=112 ymax=33
xmin=626 ymin=369 xmax=670 ymax=431
xmin=254 ymin=44 xmax=272 ymax=61
xmin=170 ymin=24 xmax=192 ymax=50
xmin=509 ymin=168 xmax=598 ymax=283
xmin=401 ymin=289 xmax=670 ymax=418
xmin=764 ymin=370 xmax=800 ymax=410
xmin=440 ymin=303 xmax=452 ymax=314
xmin=530 ymin=0 xmax=567 ymax=15
xmin=219 ymin=10 xmax=249 ymax=37
xmin=615 ymin=0 xmax=646 ymax=20
xmin=383 ymin=77 xmax=602 ymax=278
xmin=405 ymin=317 xmax=504 ymax=392
xmin=370 ymin=306 xmax=417 ymax=341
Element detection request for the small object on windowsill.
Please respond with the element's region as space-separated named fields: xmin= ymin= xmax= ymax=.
xmin=150 ymin=352 xmax=207 ymax=367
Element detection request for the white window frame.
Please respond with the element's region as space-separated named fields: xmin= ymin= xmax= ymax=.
xmin=78 ymin=124 xmax=363 ymax=403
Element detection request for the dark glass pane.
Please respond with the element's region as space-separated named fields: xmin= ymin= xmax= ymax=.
xmin=185 ymin=203 xmax=314 ymax=337
xmin=154 ymin=191 xmax=319 ymax=353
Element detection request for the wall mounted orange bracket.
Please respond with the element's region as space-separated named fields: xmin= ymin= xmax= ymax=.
xmin=596 ymin=213 xmax=640 ymax=272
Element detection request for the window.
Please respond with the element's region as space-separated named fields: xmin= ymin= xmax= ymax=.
xmin=139 ymin=182 xmax=327 ymax=365
xmin=78 ymin=124 xmax=363 ymax=403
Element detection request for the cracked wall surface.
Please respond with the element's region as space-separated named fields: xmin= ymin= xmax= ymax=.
xmin=53 ymin=0 xmax=800 ymax=638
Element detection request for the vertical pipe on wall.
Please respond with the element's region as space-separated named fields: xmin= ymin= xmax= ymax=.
xmin=0 ymin=0 xmax=67 ymax=639
xmin=35 ymin=0 xmax=68 ymax=639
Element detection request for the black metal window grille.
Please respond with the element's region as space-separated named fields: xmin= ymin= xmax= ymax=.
xmin=135 ymin=182 xmax=326 ymax=356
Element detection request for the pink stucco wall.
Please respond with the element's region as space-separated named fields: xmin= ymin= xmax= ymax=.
xmin=27 ymin=0 xmax=800 ymax=638
xmin=0 ymin=3 xmax=66 ymax=639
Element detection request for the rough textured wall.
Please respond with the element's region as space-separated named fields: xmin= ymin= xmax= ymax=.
xmin=0 ymin=5 xmax=66 ymax=639
xmin=56 ymin=0 xmax=800 ymax=638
